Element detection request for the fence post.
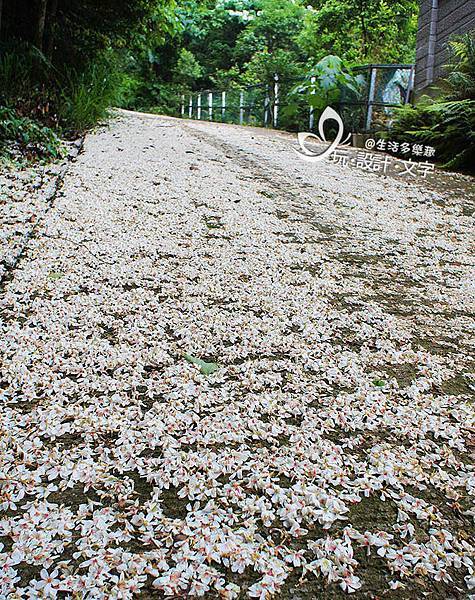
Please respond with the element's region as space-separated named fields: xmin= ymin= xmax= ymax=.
xmin=309 ymin=76 xmax=316 ymax=130
xmin=222 ymin=91 xmax=226 ymax=121
xmin=239 ymin=90 xmax=244 ymax=125
xmin=197 ymin=93 xmax=201 ymax=120
xmin=181 ymin=95 xmax=185 ymax=117
xmin=273 ymin=74 xmax=279 ymax=128
xmin=365 ymin=67 xmax=377 ymax=132
xmin=405 ymin=66 xmax=415 ymax=104
xmin=188 ymin=95 xmax=193 ymax=118
xmin=264 ymin=85 xmax=270 ymax=126
xmin=208 ymin=92 xmax=213 ymax=121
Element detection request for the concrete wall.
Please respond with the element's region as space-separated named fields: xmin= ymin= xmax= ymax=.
xmin=415 ymin=0 xmax=475 ymax=93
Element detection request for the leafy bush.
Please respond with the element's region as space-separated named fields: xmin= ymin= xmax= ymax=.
xmin=443 ymin=32 xmax=475 ymax=101
xmin=282 ymin=55 xmax=364 ymax=130
xmin=147 ymin=83 xmax=185 ymax=116
xmin=57 ymin=54 xmax=127 ymax=134
xmin=122 ymin=77 xmax=185 ymax=116
xmin=391 ymin=32 xmax=475 ymax=172
xmin=391 ymin=99 xmax=474 ymax=170
xmin=291 ymin=55 xmax=364 ymax=112
xmin=0 ymin=42 xmax=57 ymax=118
xmin=0 ymin=42 xmax=128 ymax=137
xmin=173 ymin=49 xmax=203 ymax=87
xmin=0 ymin=107 xmax=63 ymax=161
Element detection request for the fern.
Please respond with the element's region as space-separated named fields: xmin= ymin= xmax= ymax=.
xmin=391 ymin=32 xmax=475 ymax=173
xmin=392 ymin=99 xmax=474 ymax=171
xmin=443 ymin=33 xmax=475 ymax=101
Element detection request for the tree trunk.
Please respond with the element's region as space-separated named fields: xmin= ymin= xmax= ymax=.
xmin=46 ymin=0 xmax=58 ymax=58
xmin=0 ymin=0 xmax=3 ymax=40
xmin=355 ymin=0 xmax=369 ymax=58
xmin=35 ymin=0 xmax=48 ymax=51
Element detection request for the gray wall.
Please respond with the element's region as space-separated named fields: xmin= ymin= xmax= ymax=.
xmin=415 ymin=0 xmax=475 ymax=93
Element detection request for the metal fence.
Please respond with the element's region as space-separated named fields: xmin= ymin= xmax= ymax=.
xmin=179 ymin=64 xmax=415 ymax=133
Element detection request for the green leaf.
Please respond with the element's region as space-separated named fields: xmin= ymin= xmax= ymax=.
xmin=48 ymin=271 xmax=64 ymax=280
xmin=372 ymin=379 xmax=386 ymax=387
xmin=184 ymin=353 xmax=219 ymax=375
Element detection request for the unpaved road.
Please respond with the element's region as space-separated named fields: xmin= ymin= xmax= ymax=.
xmin=1 ymin=111 xmax=474 ymax=598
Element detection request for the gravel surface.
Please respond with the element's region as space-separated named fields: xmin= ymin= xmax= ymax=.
xmin=0 ymin=164 xmax=63 ymax=283
xmin=1 ymin=111 xmax=474 ymax=598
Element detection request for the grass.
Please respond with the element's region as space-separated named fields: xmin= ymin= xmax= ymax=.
xmin=58 ymin=56 xmax=127 ymax=134
xmin=0 ymin=44 xmax=128 ymax=162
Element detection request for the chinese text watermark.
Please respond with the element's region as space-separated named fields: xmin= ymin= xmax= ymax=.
xmin=295 ymin=108 xmax=436 ymax=179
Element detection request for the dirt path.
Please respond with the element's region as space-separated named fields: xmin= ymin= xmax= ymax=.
xmin=1 ymin=111 xmax=474 ymax=598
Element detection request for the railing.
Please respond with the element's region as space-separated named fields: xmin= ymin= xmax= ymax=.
xmin=179 ymin=64 xmax=415 ymax=133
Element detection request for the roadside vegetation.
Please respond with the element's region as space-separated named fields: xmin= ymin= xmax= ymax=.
xmin=122 ymin=0 xmax=418 ymax=116
xmin=0 ymin=0 xmax=176 ymax=161
xmin=391 ymin=32 xmax=475 ymax=172
xmin=0 ymin=1 xmax=417 ymax=159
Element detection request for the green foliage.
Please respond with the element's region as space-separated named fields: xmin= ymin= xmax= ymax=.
xmin=210 ymin=65 xmax=242 ymax=89
xmin=0 ymin=0 xmax=421 ymax=151
xmin=0 ymin=42 xmax=57 ymax=119
xmin=0 ymin=42 xmax=130 ymax=134
xmin=179 ymin=0 xmax=250 ymax=86
xmin=391 ymin=32 xmax=475 ymax=173
xmin=443 ymin=32 xmax=475 ymax=101
xmin=233 ymin=28 xmax=266 ymax=65
xmin=391 ymin=99 xmax=475 ymax=172
xmin=119 ymin=49 xmax=194 ymax=114
xmin=298 ymin=0 xmax=418 ymax=64
xmin=57 ymin=54 xmax=128 ymax=133
xmin=173 ymin=48 xmax=204 ymax=86
xmin=146 ymin=83 xmax=185 ymax=116
xmin=278 ymin=54 xmax=364 ymax=131
xmin=0 ymin=0 xmax=178 ymax=139
xmin=291 ymin=55 xmax=364 ymax=111
xmin=240 ymin=48 xmax=303 ymax=86
xmin=0 ymin=106 xmax=63 ymax=162
xmin=126 ymin=0 xmax=418 ymax=113
xmin=245 ymin=0 xmax=305 ymax=55
xmin=2 ymin=0 xmax=177 ymax=69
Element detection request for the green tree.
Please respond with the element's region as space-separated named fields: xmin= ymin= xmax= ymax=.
xmin=0 ymin=0 xmax=177 ymax=131
xmin=291 ymin=54 xmax=364 ymax=112
xmin=240 ymin=48 xmax=304 ymax=85
xmin=245 ymin=0 xmax=305 ymax=55
xmin=299 ymin=0 xmax=418 ymax=64
xmin=173 ymin=48 xmax=203 ymax=87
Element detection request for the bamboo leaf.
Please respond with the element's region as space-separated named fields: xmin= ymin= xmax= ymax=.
xmin=184 ymin=353 xmax=219 ymax=375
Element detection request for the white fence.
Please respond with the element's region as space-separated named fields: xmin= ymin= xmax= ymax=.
xmin=179 ymin=65 xmax=415 ymax=133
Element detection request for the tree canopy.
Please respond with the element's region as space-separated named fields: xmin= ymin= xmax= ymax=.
xmin=158 ymin=0 xmax=418 ymax=90
xmin=0 ymin=0 xmax=176 ymax=58
xmin=0 ymin=0 xmax=419 ymax=134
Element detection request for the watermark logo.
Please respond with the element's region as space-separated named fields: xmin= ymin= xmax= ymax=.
xmin=295 ymin=107 xmax=436 ymax=179
xmin=294 ymin=107 xmax=351 ymax=163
